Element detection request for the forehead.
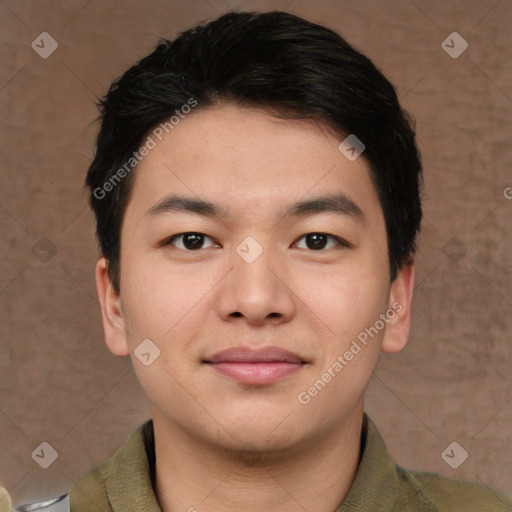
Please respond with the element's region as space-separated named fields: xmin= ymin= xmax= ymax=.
xmin=123 ymin=104 xmax=382 ymax=227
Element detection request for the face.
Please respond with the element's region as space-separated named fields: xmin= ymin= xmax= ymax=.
xmin=97 ymin=104 xmax=414 ymax=453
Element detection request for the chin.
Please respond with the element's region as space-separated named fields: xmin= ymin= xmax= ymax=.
xmin=214 ymin=426 xmax=307 ymax=463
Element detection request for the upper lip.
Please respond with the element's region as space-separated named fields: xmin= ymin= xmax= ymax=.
xmin=205 ymin=346 xmax=305 ymax=364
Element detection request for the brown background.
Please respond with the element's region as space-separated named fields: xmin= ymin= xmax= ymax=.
xmin=1 ymin=0 xmax=511 ymax=508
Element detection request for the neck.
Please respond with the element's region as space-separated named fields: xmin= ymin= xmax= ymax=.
xmin=152 ymin=406 xmax=364 ymax=512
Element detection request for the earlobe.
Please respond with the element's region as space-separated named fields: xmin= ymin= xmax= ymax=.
xmin=381 ymin=260 xmax=415 ymax=354
xmin=95 ymin=258 xmax=131 ymax=356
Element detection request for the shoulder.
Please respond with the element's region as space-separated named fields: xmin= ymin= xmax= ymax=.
xmin=395 ymin=466 xmax=512 ymax=511
xmin=68 ymin=458 xmax=113 ymax=511
xmin=68 ymin=420 xmax=152 ymax=512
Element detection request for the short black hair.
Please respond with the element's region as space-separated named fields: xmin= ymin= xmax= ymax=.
xmin=85 ymin=10 xmax=423 ymax=293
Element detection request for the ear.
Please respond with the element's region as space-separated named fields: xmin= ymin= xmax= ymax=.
xmin=381 ymin=258 xmax=415 ymax=354
xmin=95 ymin=257 xmax=130 ymax=356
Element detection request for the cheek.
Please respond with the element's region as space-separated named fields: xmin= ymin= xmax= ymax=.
xmin=295 ymin=273 xmax=387 ymax=417
xmin=120 ymin=252 xmax=223 ymax=371
xmin=298 ymin=263 xmax=389 ymax=348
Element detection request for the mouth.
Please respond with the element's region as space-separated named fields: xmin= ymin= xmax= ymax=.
xmin=203 ymin=346 xmax=307 ymax=385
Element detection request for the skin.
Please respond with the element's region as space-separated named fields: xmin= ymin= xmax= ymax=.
xmin=95 ymin=103 xmax=415 ymax=512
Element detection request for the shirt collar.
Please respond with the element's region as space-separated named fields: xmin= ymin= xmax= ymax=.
xmin=105 ymin=419 xmax=160 ymax=512
xmin=334 ymin=414 xmax=401 ymax=511
xmin=104 ymin=414 xmax=400 ymax=512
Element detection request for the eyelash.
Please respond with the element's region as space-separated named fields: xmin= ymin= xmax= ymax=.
xmin=160 ymin=232 xmax=351 ymax=251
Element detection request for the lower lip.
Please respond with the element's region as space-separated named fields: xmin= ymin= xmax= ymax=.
xmin=207 ymin=362 xmax=304 ymax=385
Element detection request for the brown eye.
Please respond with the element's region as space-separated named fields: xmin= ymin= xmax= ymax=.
xmin=163 ymin=232 xmax=218 ymax=250
xmin=294 ymin=233 xmax=348 ymax=250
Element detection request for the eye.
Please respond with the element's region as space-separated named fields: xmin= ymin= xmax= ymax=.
xmin=293 ymin=233 xmax=349 ymax=250
xmin=161 ymin=232 xmax=349 ymax=251
xmin=162 ymin=232 xmax=219 ymax=251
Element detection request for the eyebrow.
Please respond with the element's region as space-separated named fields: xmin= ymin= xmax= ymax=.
xmin=144 ymin=193 xmax=365 ymax=223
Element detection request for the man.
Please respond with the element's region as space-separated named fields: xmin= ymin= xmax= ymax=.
xmin=13 ymin=9 xmax=511 ymax=512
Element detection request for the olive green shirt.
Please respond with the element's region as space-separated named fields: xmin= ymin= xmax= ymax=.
xmin=69 ymin=415 xmax=512 ymax=511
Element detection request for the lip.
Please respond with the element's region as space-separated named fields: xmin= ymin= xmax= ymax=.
xmin=204 ymin=346 xmax=307 ymax=385
xmin=206 ymin=346 xmax=305 ymax=364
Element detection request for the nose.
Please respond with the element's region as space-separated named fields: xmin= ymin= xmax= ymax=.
xmin=216 ymin=237 xmax=296 ymax=325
